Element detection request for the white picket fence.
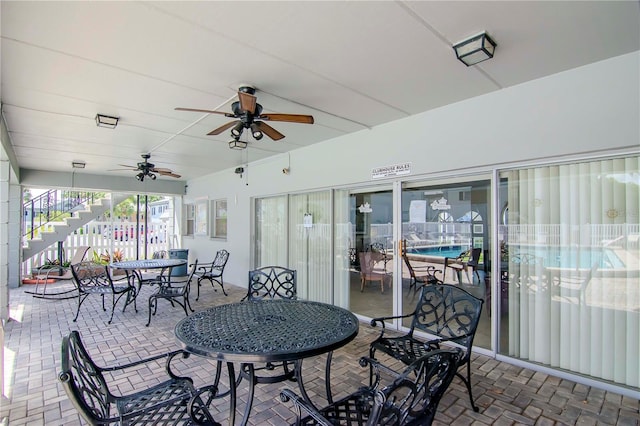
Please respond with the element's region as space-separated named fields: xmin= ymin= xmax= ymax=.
xmin=25 ymin=221 xmax=172 ymax=276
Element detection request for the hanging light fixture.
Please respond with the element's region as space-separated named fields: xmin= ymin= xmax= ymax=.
xmin=453 ymin=31 xmax=497 ymax=66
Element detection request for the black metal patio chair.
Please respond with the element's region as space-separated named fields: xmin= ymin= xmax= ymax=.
xmin=70 ymin=261 xmax=137 ymax=324
xmin=245 ymin=265 xmax=297 ymax=301
xmin=146 ymin=260 xmax=199 ymax=326
xmin=59 ymin=330 xmax=219 ymax=425
xmin=280 ymin=349 xmax=461 ymax=426
xmin=241 ymin=266 xmax=298 ymax=385
xmin=369 ymin=284 xmax=484 ymax=412
xmin=194 ymin=249 xmax=230 ymax=299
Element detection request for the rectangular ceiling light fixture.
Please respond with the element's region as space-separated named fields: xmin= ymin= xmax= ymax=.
xmin=453 ymin=31 xmax=497 ymax=66
xmin=95 ymin=114 xmax=119 ymax=129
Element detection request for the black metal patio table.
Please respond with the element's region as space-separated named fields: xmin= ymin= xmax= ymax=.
xmin=174 ymin=299 xmax=359 ymax=426
xmin=110 ymin=258 xmax=187 ymax=293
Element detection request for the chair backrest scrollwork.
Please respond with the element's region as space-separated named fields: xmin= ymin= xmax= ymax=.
xmin=412 ymin=284 xmax=483 ymax=364
xmin=247 ymin=266 xmax=297 ymax=300
xmin=70 ymin=261 xmax=111 ymax=291
xmin=59 ymin=331 xmax=115 ymax=424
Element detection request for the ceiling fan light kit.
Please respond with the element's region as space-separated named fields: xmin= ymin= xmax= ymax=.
xmin=231 ymin=121 xmax=244 ymax=137
xmin=176 ymin=86 xmax=314 ymax=145
xmin=228 ymin=138 xmax=248 ymax=150
xmin=453 ymin=31 xmax=496 ymax=66
xmin=112 ymin=153 xmax=181 ymax=181
xmin=95 ymin=113 xmax=119 ymax=129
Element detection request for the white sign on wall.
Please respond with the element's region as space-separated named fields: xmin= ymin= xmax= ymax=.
xmin=371 ymin=162 xmax=411 ymax=180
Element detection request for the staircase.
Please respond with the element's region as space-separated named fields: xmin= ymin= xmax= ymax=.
xmin=22 ymin=192 xmax=129 ymax=262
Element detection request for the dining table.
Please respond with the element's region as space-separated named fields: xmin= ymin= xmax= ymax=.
xmin=174 ymin=299 xmax=360 ymax=426
xmin=110 ymin=258 xmax=188 ymax=295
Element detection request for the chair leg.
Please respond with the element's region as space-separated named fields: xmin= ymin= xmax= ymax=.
xmin=146 ymin=295 xmax=156 ymax=327
xmin=73 ymin=294 xmax=88 ymax=322
xmin=456 ymin=362 xmax=479 ymax=412
xmin=196 ymin=278 xmax=203 ymax=301
xmin=185 ymin=294 xmax=195 ymax=313
xmin=180 ymin=298 xmax=189 ymax=316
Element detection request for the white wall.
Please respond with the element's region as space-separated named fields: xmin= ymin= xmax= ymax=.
xmin=183 ymin=52 xmax=640 ymax=289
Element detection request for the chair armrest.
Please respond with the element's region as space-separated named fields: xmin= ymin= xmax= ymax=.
xmin=280 ymin=389 xmax=333 ymax=426
xmin=370 ymin=312 xmax=414 ymax=328
xmin=99 ymin=349 xmax=192 ymax=381
xmin=370 ymin=312 xmax=414 ymax=339
xmin=34 ymin=265 xmax=70 ymax=280
xmin=424 ymin=335 xmax=472 ymax=355
xmin=358 ymin=356 xmax=405 ymax=387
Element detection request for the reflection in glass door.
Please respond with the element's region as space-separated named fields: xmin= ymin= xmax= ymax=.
xmin=334 ymin=186 xmax=394 ymax=318
xmin=400 ymin=179 xmax=491 ymax=350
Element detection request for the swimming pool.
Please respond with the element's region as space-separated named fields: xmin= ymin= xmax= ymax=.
xmin=513 ymin=246 xmax=625 ymax=269
xmin=407 ymin=245 xmax=468 ymax=259
xmin=408 ymin=244 xmax=625 ymax=269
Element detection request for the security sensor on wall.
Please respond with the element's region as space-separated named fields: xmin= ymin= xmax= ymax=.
xmin=282 ymin=167 xmax=290 ymax=175
xmin=235 ymin=167 xmax=244 ymax=178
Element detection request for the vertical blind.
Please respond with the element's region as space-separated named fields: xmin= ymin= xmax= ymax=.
xmin=289 ymin=191 xmax=332 ymax=303
xmin=504 ymin=156 xmax=639 ymax=388
xmin=254 ymin=196 xmax=288 ymax=267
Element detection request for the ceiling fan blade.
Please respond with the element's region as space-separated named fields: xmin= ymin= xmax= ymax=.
xmin=259 ymin=113 xmax=314 ymax=124
xmin=157 ymin=170 xmax=181 ymax=178
xmin=151 ymin=167 xmax=173 ymax=173
xmin=238 ymin=91 xmax=257 ymax=114
xmin=117 ymin=164 xmax=138 ymax=169
xmin=175 ymin=107 xmax=234 ymax=117
xmin=207 ymin=120 xmax=241 ymax=136
xmin=255 ymin=121 xmax=285 ymax=141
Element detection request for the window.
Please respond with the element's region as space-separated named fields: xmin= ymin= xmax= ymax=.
xmin=184 ymin=203 xmax=195 ymax=236
xmin=194 ymin=199 xmax=208 ymax=236
xmin=211 ymin=199 xmax=227 ymax=239
xmin=498 ymin=155 xmax=639 ymax=388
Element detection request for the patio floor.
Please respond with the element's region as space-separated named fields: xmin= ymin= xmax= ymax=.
xmin=2 ymin=280 xmax=639 ymax=425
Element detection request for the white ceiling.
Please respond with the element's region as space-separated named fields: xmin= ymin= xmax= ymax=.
xmin=2 ymin=1 xmax=639 ymax=183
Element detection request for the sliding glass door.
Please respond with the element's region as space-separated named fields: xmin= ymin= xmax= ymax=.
xmin=334 ymin=185 xmax=394 ymax=318
xmin=400 ymin=178 xmax=492 ymax=349
xmin=254 ymin=191 xmax=333 ymax=303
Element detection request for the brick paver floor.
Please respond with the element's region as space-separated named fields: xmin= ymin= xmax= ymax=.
xmin=2 ymin=280 xmax=639 ymax=425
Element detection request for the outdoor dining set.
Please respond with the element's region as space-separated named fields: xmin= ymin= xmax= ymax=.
xmin=49 ymin=246 xmax=484 ymax=425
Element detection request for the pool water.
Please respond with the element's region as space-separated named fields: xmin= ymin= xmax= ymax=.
xmin=408 ymin=245 xmax=468 ymax=259
xmin=514 ymin=246 xmax=625 ymax=269
xmin=408 ymin=244 xmax=625 ymax=269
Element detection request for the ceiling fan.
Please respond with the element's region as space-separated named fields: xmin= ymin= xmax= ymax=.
xmin=112 ymin=154 xmax=181 ymax=181
xmin=175 ymin=86 xmax=314 ymax=142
